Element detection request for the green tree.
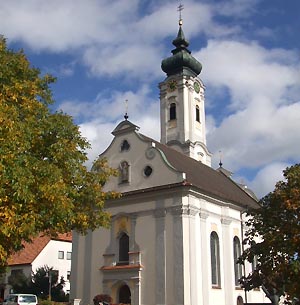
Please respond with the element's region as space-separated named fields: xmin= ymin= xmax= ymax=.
xmin=30 ymin=266 xmax=67 ymax=301
xmin=8 ymin=270 xmax=31 ymax=293
xmin=240 ymin=164 xmax=300 ymax=304
xmin=8 ymin=266 xmax=68 ymax=301
xmin=0 ymin=38 xmax=119 ymax=269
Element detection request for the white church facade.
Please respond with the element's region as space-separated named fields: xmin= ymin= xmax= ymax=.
xmin=70 ymin=18 xmax=269 ymax=305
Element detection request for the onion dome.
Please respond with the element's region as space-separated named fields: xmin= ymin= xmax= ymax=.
xmin=161 ymin=21 xmax=202 ymax=77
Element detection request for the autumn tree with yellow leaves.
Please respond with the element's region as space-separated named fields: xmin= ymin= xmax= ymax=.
xmin=0 ymin=38 xmax=118 ymax=270
xmin=240 ymin=164 xmax=300 ymax=304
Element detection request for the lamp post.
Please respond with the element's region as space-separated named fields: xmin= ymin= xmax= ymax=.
xmin=47 ymin=271 xmax=52 ymax=301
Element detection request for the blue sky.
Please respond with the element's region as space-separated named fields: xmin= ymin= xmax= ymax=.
xmin=1 ymin=0 xmax=299 ymax=198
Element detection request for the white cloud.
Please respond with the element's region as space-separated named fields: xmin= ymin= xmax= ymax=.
xmin=79 ymin=121 xmax=115 ymax=167
xmin=198 ymin=39 xmax=300 ymax=196
xmin=1 ymin=0 xmax=298 ymax=198
xmin=197 ymin=40 xmax=299 ymax=110
xmin=249 ymin=162 xmax=289 ymax=198
xmin=60 ymin=85 xmax=160 ymax=166
xmin=59 ymin=85 xmax=159 ymax=122
xmin=83 ymin=44 xmax=163 ymax=80
xmin=0 ymin=0 xmax=251 ymax=79
xmin=0 ymin=0 xmax=139 ymax=52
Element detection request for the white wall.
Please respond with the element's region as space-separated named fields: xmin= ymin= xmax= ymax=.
xmin=33 ymin=240 xmax=72 ymax=293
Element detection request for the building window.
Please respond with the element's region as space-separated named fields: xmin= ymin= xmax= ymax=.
xmin=210 ymin=231 xmax=221 ymax=286
xmin=120 ymin=161 xmax=130 ymax=183
xmin=169 ymin=103 xmax=176 ymax=120
xmin=118 ymin=232 xmax=129 ymax=265
xmin=233 ymin=236 xmax=243 ymax=286
xmin=58 ymin=251 xmax=64 ymax=259
xmin=67 ymin=251 xmax=72 ymax=260
xmin=196 ymin=105 xmax=200 ymax=122
xmin=10 ymin=269 xmax=23 ymax=276
xmin=121 ymin=140 xmax=130 ymax=152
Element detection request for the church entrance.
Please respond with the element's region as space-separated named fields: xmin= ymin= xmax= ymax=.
xmin=118 ymin=284 xmax=131 ymax=304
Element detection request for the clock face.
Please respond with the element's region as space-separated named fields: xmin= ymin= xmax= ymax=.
xmin=167 ymin=80 xmax=177 ymax=92
xmin=193 ymin=81 xmax=200 ymax=94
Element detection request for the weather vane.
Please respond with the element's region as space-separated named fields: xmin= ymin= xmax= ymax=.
xmin=219 ymin=150 xmax=223 ymax=167
xmin=177 ymin=2 xmax=184 ymax=26
xmin=124 ymin=99 xmax=129 ymax=120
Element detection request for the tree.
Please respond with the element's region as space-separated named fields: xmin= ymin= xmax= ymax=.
xmin=8 ymin=266 xmax=68 ymax=301
xmin=0 ymin=38 xmax=119 ymax=269
xmin=7 ymin=270 xmax=31 ymax=293
xmin=30 ymin=266 xmax=67 ymax=301
xmin=240 ymin=164 xmax=300 ymax=304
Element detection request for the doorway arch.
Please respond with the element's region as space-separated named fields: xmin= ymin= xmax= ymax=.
xmin=118 ymin=284 xmax=131 ymax=304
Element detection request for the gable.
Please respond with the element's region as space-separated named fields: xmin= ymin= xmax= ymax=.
xmin=99 ymin=123 xmax=185 ymax=193
xmin=100 ymin=120 xmax=259 ymax=209
xmin=8 ymin=233 xmax=72 ymax=266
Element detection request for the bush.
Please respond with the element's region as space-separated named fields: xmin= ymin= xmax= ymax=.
xmin=93 ymin=294 xmax=112 ymax=305
xmin=39 ymin=300 xmax=52 ymax=305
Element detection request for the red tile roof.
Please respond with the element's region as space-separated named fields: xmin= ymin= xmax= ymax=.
xmin=8 ymin=233 xmax=72 ymax=266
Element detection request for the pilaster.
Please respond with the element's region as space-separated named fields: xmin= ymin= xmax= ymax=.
xmin=199 ymin=211 xmax=209 ymax=305
xmin=221 ymin=217 xmax=234 ymax=305
xmin=154 ymin=208 xmax=167 ymax=305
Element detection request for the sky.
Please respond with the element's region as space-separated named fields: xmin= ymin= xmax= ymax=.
xmin=1 ymin=0 xmax=299 ymax=199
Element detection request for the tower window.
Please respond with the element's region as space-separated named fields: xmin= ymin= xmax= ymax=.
xmin=196 ymin=105 xmax=200 ymax=122
xmin=170 ymin=103 xmax=176 ymax=120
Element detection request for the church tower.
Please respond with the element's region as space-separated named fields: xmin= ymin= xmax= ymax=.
xmin=159 ymin=18 xmax=212 ymax=166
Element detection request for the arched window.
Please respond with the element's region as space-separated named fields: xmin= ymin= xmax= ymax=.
xmin=210 ymin=231 xmax=221 ymax=286
xmin=170 ymin=103 xmax=176 ymax=120
xmin=233 ymin=236 xmax=243 ymax=286
xmin=119 ymin=232 xmax=129 ymax=264
xmin=121 ymin=139 xmax=130 ymax=152
xmin=196 ymin=105 xmax=200 ymax=122
xmin=119 ymin=284 xmax=131 ymax=304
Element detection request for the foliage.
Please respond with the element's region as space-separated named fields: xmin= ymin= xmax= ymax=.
xmin=38 ymin=300 xmax=68 ymax=305
xmin=240 ymin=164 xmax=300 ymax=304
xmin=8 ymin=266 xmax=68 ymax=301
xmin=8 ymin=270 xmax=31 ymax=293
xmin=38 ymin=300 xmax=53 ymax=305
xmin=0 ymin=38 xmax=119 ymax=269
xmin=93 ymin=294 xmax=112 ymax=305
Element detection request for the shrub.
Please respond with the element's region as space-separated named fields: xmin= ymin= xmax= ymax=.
xmin=93 ymin=294 xmax=112 ymax=305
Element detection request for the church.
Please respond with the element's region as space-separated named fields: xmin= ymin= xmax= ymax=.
xmin=70 ymin=17 xmax=268 ymax=305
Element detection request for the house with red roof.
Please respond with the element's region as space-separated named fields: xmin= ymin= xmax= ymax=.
xmin=0 ymin=233 xmax=72 ymax=299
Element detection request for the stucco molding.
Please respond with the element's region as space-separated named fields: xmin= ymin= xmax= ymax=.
xmin=221 ymin=217 xmax=232 ymax=225
xmin=199 ymin=209 xmax=209 ymax=219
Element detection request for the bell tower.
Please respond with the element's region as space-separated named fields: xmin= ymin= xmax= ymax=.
xmin=159 ymin=16 xmax=212 ymax=166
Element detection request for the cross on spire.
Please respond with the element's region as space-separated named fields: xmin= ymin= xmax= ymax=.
xmin=177 ymin=3 xmax=184 ymax=26
xmin=124 ymin=99 xmax=129 ymax=120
